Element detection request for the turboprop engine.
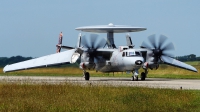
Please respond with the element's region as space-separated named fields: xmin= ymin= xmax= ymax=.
xmin=141 ymin=34 xmax=175 ymax=70
xmin=79 ymin=34 xmax=106 ymax=70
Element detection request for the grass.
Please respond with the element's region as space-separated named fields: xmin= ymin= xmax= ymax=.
xmin=0 ymin=62 xmax=200 ymax=111
xmin=0 ymin=83 xmax=200 ymax=111
xmin=147 ymin=65 xmax=200 ymax=79
xmin=185 ymin=61 xmax=200 ymax=66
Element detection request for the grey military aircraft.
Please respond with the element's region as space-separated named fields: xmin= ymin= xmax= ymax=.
xmin=3 ymin=23 xmax=197 ymax=81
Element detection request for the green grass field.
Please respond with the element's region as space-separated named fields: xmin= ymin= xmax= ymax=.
xmin=0 ymin=62 xmax=200 ymax=111
xmin=0 ymin=83 xmax=200 ymax=111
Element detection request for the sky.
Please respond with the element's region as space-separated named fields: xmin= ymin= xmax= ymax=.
xmin=0 ymin=0 xmax=200 ymax=57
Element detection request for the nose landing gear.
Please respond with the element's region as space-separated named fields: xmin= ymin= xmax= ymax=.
xmin=132 ymin=69 xmax=139 ymax=81
xmin=132 ymin=69 xmax=148 ymax=81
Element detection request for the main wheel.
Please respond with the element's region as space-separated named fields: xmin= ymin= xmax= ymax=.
xmin=141 ymin=72 xmax=146 ymax=81
xmin=85 ymin=72 xmax=90 ymax=81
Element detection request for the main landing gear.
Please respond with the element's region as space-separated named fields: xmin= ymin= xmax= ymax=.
xmin=83 ymin=71 xmax=90 ymax=81
xmin=141 ymin=72 xmax=146 ymax=81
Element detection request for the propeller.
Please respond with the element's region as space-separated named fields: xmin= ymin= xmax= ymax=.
xmin=141 ymin=34 xmax=175 ymax=62
xmin=81 ymin=34 xmax=106 ymax=62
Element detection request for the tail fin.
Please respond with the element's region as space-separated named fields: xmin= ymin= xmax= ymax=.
xmin=126 ymin=33 xmax=134 ymax=48
xmin=77 ymin=33 xmax=81 ymax=48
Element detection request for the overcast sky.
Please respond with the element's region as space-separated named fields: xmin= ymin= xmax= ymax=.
xmin=1 ymin=0 xmax=200 ymax=57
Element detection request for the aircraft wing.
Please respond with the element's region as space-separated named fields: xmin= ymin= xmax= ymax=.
xmin=161 ymin=55 xmax=197 ymax=72
xmin=61 ymin=45 xmax=74 ymax=50
xmin=3 ymin=49 xmax=79 ymax=73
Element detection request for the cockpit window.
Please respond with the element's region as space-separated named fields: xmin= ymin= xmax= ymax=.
xmin=127 ymin=51 xmax=141 ymax=57
xmin=122 ymin=52 xmax=125 ymax=57
xmin=129 ymin=52 xmax=135 ymax=56
xmin=135 ymin=52 xmax=140 ymax=56
xmin=122 ymin=51 xmax=141 ymax=57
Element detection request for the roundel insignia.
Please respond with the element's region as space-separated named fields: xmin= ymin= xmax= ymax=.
xmin=135 ymin=60 xmax=143 ymax=65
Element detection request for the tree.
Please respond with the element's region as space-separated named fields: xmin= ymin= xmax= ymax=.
xmin=0 ymin=56 xmax=32 ymax=67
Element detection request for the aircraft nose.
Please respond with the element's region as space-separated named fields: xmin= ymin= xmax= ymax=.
xmin=135 ymin=60 xmax=143 ymax=65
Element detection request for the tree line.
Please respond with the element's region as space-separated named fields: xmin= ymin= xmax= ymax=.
xmin=0 ymin=54 xmax=200 ymax=67
xmin=0 ymin=56 xmax=32 ymax=67
xmin=175 ymin=54 xmax=200 ymax=62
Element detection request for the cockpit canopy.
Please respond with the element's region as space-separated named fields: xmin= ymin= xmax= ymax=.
xmin=122 ymin=50 xmax=141 ymax=57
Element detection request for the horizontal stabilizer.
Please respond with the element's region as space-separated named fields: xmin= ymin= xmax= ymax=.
xmin=161 ymin=56 xmax=197 ymax=72
xmin=3 ymin=49 xmax=77 ymax=73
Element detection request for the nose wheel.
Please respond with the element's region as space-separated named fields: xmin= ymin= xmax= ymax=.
xmin=132 ymin=69 xmax=147 ymax=81
xmin=132 ymin=70 xmax=139 ymax=81
xmin=132 ymin=76 xmax=138 ymax=81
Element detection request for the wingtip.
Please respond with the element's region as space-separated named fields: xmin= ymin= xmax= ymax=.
xmin=194 ymin=67 xmax=198 ymax=73
xmin=3 ymin=65 xmax=8 ymax=73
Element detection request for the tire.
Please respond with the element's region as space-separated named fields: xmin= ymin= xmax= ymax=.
xmin=131 ymin=76 xmax=134 ymax=81
xmin=141 ymin=72 xmax=146 ymax=81
xmin=85 ymin=72 xmax=90 ymax=81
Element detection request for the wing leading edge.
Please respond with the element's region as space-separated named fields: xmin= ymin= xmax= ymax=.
xmin=161 ymin=56 xmax=197 ymax=72
xmin=3 ymin=49 xmax=78 ymax=73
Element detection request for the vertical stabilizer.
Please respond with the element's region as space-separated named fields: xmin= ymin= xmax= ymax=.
xmin=77 ymin=33 xmax=81 ymax=47
xmin=126 ymin=33 xmax=134 ymax=48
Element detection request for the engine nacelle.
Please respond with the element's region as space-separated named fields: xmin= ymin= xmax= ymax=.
xmin=143 ymin=56 xmax=159 ymax=70
xmin=79 ymin=62 xmax=96 ymax=70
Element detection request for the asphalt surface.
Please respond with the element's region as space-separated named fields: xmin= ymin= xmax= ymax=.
xmin=0 ymin=76 xmax=200 ymax=90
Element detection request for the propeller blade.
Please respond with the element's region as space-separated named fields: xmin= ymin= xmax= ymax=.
xmin=158 ymin=35 xmax=167 ymax=49
xmin=141 ymin=41 xmax=152 ymax=49
xmin=148 ymin=34 xmax=156 ymax=48
xmin=95 ymin=37 xmax=106 ymax=49
xmin=161 ymin=42 xmax=175 ymax=51
xmin=162 ymin=52 xmax=174 ymax=58
xmin=81 ymin=35 xmax=90 ymax=48
xmin=90 ymin=34 xmax=98 ymax=48
xmin=142 ymin=34 xmax=175 ymax=64
xmin=80 ymin=34 xmax=107 ymax=63
xmin=94 ymin=56 xmax=101 ymax=63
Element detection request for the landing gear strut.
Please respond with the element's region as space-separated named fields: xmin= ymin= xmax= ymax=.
xmin=132 ymin=69 xmax=148 ymax=81
xmin=132 ymin=70 xmax=139 ymax=81
xmin=132 ymin=75 xmax=138 ymax=81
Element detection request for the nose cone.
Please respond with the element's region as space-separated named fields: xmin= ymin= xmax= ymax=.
xmin=135 ymin=60 xmax=143 ymax=65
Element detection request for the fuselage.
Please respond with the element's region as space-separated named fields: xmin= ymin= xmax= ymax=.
xmin=80 ymin=48 xmax=144 ymax=73
xmin=99 ymin=49 xmax=143 ymax=72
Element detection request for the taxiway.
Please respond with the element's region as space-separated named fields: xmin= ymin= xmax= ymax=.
xmin=0 ymin=76 xmax=199 ymax=90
